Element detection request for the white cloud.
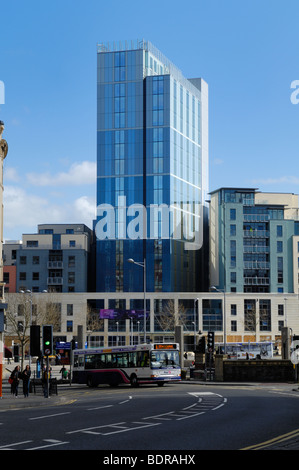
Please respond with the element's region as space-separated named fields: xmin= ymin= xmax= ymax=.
xmin=4 ymin=167 xmax=20 ymax=182
xmin=26 ymin=160 xmax=96 ymax=186
xmin=3 ymin=185 xmax=96 ymax=240
xmin=212 ymin=158 xmax=224 ymax=166
xmin=74 ymin=195 xmax=96 ymax=222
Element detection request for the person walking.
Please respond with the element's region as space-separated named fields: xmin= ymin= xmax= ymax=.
xmin=10 ymin=366 xmax=20 ymax=397
xmin=41 ymin=365 xmax=49 ymax=398
xmin=22 ymin=365 xmax=31 ymax=397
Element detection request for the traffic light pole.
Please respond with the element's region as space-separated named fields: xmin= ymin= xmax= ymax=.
xmin=46 ymin=355 xmax=49 ymax=398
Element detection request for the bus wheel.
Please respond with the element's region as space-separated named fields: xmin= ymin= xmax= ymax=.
xmin=157 ymin=382 xmax=165 ymax=387
xmin=130 ymin=374 xmax=138 ymax=387
xmin=87 ymin=376 xmax=94 ymax=388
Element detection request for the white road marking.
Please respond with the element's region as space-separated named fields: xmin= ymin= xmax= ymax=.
xmin=29 ymin=412 xmax=71 ymax=420
xmin=0 ymin=440 xmax=33 ymax=449
xmin=27 ymin=439 xmax=69 ymax=450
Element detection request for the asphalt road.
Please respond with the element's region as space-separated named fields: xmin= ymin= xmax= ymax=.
xmin=1 ymin=382 xmax=299 ymax=453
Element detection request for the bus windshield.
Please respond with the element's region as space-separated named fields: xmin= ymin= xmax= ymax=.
xmin=150 ymin=350 xmax=180 ymax=369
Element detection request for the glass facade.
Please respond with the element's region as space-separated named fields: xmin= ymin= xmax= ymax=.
xmin=96 ymin=40 xmax=209 ymax=292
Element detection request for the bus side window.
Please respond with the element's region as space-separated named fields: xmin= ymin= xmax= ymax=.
xmin=97 ymin=354 xmax=106 ymax=369
xmin=138 ymin=351 xmax=149 ymax=367
xmin=129 ymin=352 xmax=136 ymax=367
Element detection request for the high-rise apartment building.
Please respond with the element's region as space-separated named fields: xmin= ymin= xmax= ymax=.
xmin=4 ymin=224 xmax=94 ymax=293
xmin=210 ymin=188 xmax=299 ymax=293
xmin=96 ymin=40 xmax=209 ymax=293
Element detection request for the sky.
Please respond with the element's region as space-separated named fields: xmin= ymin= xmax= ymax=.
xmin=0 ymin=0 xmax=298 ymax=240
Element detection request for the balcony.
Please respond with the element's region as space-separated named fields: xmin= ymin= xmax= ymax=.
xmin=244 ymin=277 xmax=270 ymax=285
xmin=47 ymin=277 xmax=63 ymax=285
xmin=243 ymin=230 xmax=269 ymax=238
xmin=243 ymin=246 xmax=270 ymax=253
xmin=243 ymin=261 xmax=270 ymax=269
xmin=47 ymin=261 xmax=63 ymax=269
xmin=243 ymin=214 xmax=269 ymax=222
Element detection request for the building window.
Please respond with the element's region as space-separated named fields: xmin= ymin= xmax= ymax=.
xmin=231 ymin=272 xmax=236 ymax=283
xmin=231 ymin=304 xmax=237 ymax=315
xmin=277 ymin=241 xmax=283 ymax=253
xmin=20 ymin=256 xmax=27 ymax=265
xmin=244 ymin=299 xmax=256 ymax=332
xmin=277 ymin=225 xmax=283 ymax=237
xmin=27 ymin=241 xmax=38 ymax=247
xmin=67 ymin=320 xmax=73 ymax=332
xmin=278 ymin=304 xmax=284 ymax=316
xmin=114 ymin=82 xmax=125 ymax=128
xmin=230 ymin=224 xmax=236 ymax=236
xmin=277 ymin=257 xmax=283 ymax=284
xmin=230 ymin=208 xmax=236 ymax=220
xmin=259 ymin=299 xmax=271 ymax=331
xmin=68 ymin=272 xmax=75 ymax=284
xmin=230 ymin=240 xmax=236 ymax=267
xmin=278 ymin=320 xmax=284 ymax=331
xmin=69 ymin=240 xmax=76 ymax=247
xmin=68 ymin=256 xmax=75 ymax=267
xmin=33 ymin=256 xmax=40 ymax=265
xmin=231 ymin=320 xmax=237 ymax=332
xmin=67 ymin=304 xmax=73 ymax=316
xmin=19 ymin=272 xmax=26 ymax=281
xmin=152 ymin=76 xmax=164 ymax=126
xmin=32 ymin=272 xmax=39 ymax=281
xmin=114 ymin=51 xmax=126 ymax=81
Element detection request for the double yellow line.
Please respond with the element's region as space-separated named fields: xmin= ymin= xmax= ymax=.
xmin=242 ymin=428 xmax=299 ymax=450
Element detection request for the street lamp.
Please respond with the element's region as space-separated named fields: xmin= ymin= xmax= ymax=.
xmin=20 ymin=289 xmax=33 ymax=367
xmin=127 ymin=258 xmax=146 ymax=343
xmin=211 ymin=286 xmax=226 ymax=354
xmin=193 ymin=298 xmax=199 ymax=350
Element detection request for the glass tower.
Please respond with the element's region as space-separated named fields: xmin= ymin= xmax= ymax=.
xmin=96 ymin=40 xmax=209 ymax=293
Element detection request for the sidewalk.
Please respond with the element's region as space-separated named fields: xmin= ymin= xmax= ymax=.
xmin=0 ymin=360 xmax=72 ymax=409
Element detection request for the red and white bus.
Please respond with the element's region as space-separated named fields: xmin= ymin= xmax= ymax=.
xmin=72 ymin=343 xmax=181 ymax=387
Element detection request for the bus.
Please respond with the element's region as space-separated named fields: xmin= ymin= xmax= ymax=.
xmin=72 ymin=343 xmax=181 ymax=387
xmin=215 ymin=341 xmax=274 ymax=359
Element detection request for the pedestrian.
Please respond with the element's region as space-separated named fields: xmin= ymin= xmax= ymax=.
xmin=22 ymin=365 xmax=31 ymax=397
xmin=60 ymin=365 xmax=66 ymax=379
xmin=10 ymin=366 xmax=20 ymax=397
xmin=41 ymin=365 xmax=49 ymax=398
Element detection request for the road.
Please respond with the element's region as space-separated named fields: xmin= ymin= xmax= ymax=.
xmin=1 ymin=382 xmax=299 ymax=453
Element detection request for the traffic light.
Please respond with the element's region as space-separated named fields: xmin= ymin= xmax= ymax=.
xmin=30 ymin=325 xmax=40 ymax=356
xmin=42 ymin=325 xmax=53 ymax=356
xmin=207 ymin=331 xmax=215 ymax=352
xmin=197 ymin=336 xmax=206 ymax=353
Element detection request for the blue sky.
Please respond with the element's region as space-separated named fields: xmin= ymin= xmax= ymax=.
xmin=0 ymin=0 xmax=298 ymax=240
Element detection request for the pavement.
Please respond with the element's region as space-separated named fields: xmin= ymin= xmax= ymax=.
xmin=0 ymin=360 xmax=73 ymax=409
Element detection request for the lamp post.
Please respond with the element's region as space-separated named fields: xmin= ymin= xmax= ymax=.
xmin=211 ymin=286 xmax=226 ymax=354
xmin=128 ymin=258 xmax=146 ymax=343
xmin=20 ymin=289 xmax=33 ymax=368
xmin=193 ymin=298 xmax=199 ymax=350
